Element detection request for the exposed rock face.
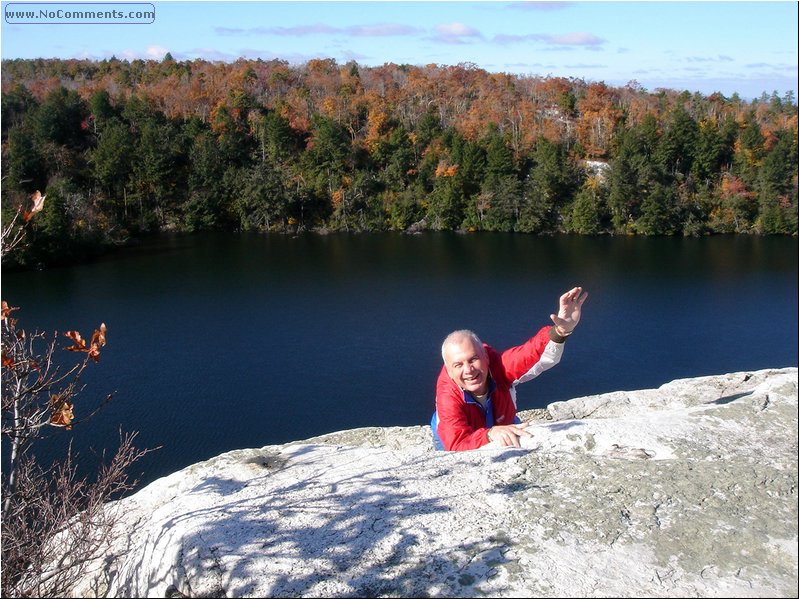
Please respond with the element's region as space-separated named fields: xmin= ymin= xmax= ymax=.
xmin=77 ymin=369 xmax=797 ymax=598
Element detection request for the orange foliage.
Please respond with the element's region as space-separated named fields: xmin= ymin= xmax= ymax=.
xmin=22 ymin=191 xmax=46 ymax=222
xmin=720 ymin=175 xmax=755 ymax=200
xmin=64 ymin=323 xmax=107 ymax=363
xmin=435 ymin=161 xmax=458 ymax=177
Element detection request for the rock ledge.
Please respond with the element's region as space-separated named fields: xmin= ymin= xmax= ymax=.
xmin=77 ymin=368 xmax=797 ymax=598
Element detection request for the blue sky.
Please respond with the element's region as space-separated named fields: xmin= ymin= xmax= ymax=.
xmin=2 ymin=1 xmax=797 ymax=100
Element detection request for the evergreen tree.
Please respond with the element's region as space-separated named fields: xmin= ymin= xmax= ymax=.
xmin=427 ymin=175 xmax=464 ymax=230
xmin=386 ymin=185 xmax=425 ymax=231
xmin=234 ymin=161 xmax=289 ymax=231
xmin=756 ymin=128 xmax=798 ymax=234
xmin=636 ymin=183 xmax=679 ymax=235
xmin=6 ymin=124 xmax=47 ymax=192
xmin=655 ymin=104 xmax=698 ymax=179
xmin=90 ymin=118 xmax=133 ymax=219
xmin=31 ymin=87 xmax=88 ymax=149
xmin=567 ymin=179 xmax=604 ymax=234
xmin=1 ymin=83 xmax=37 ymax=137
xmin=476 ymin=175 xmax=522 ymax=232
xmin=87 ymin=89 xmax=119 ymax=134
xmin=130 ymin=120 xmax=181 ymax=229
xmin=184 ymin=128 xmax=227 ymax=230
xmin=476 ymin=130 xmax=520 ymax=231
xmin=516 ymin=184 xmax=551 ymax=233
xmin=732 ymin=111 xmax=765 ymax=187
xmin=521 ymin=137 xmax=581 ymax=232
xmin=415 ymin=110 xmax=442 ymax=151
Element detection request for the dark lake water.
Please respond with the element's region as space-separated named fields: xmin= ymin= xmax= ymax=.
xmin=2 ymin=232 xmax=797 ymax=487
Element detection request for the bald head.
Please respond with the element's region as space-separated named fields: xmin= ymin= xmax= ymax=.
xmin=441 ymin=329 xmax=484 ymax=363
xmin=441 ymin=329 xmax=490 ymax=395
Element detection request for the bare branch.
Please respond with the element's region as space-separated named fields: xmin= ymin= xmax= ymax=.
xmin=3 ymin=211 xmax=150 ymax=597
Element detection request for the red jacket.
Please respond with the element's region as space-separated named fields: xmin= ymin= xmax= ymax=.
xmin=433 ymin=326 xmax=566 ymax=451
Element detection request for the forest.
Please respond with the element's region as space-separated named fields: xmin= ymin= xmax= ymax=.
xmin=1 ymin=56 xmax=797 ymax=266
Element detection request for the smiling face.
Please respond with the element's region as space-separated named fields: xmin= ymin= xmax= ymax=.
xmin=443 ymin=334 xmax=489 ymax=396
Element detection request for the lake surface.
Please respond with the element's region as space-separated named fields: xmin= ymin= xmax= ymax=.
xmin=3 ymin=232 xmax=797 ymax=487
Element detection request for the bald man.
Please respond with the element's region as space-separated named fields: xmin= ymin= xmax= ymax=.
xmin=431 ymin=287 xmax=588 ymax=451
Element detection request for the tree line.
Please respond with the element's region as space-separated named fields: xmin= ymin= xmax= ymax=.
xmin=1 ymin=56 xmax=797 ymax=266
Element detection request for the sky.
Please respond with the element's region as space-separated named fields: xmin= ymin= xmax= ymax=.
xmin=1 ymin=0 xmax=797 ymax=100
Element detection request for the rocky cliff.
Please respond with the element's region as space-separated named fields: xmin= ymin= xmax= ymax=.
xmin=75 ymin=368 xmax=797 ymax=598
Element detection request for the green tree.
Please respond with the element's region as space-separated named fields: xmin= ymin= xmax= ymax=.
xmin=1 ymin=83 xmax=37 ymax=137
xmin=516 ymin=184 xmax=551 ymax=233
xmin=87 ymin=89 xmax=119 ymax=135
xmin=89 ymin=118 xmax=133 ymax=222
xmin=120 ymin=93 xmax=156 ymax=131
xmin=655 ymin=104 xmax=698 ymax=179
xmin=259 ymin=110 xmax=301 ymax=164
xmin=130 ymin=120 xmax=181 ymax=229
xmin=472 ymin=175 xmax=522 ymax=232
xmin=756 ymin=128 xmax=798 ymax=234
xmin=234 ymin=161 xmax=289 ymax=231
xmin=469 ymin=131 xmax=520 ymax=231
xmin=31 ymin=87 xmax=88 ymax=149
xmin=607 ymin=116 xmax=662 ymax=232
xmin=732 ymin=111 xmax=765 ymax=187
xmin=449 ymin=132 xmax=485 ymax=201
xmin=520 ymin=137 xmax=581 ymax=232
xmin=303 ymin=115 xmax=351 ymax=201
xmin=386 ymin=184 xmax=425 ymax=230
xmin=212 ymin=102 xmax=253 ymax=167
xmin=6 ymin=124 xmax=47 ymax=192
xmin=566 ymin=179 xmax=604 ymax=234
xmin=635 ymin=183 xmax=679 ymax=235
xmin=373 ymin=127 xmax=415 ymax=192
xmin=484 ymin=131 xmax=515 ymax=179
xmin=184 ymin=128 xmax=227 ymax=230
xmin=414 ymin=110 xmax=442 ymax=152
xmin=427 ymin=175 xmax=464 ymax=230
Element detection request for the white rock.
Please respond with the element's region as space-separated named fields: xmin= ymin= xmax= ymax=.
xmin=72 ymin=368 xmax=798 ymax=598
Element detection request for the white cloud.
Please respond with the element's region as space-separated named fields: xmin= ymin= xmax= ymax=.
xmin=564 ymin=63 xmax=606 ymax=70
xmin=508 ymin=1 xmax=575 ymax=11
xmin=493 ymin=32 xmax=605 ymax=47
xmin=686 ymin=55 xmax=737 ymax=64
xmin=215 ymin=23 xmax=419 ymax=38
xmin=549 ymin=32 xmax=604 ymax=46
xmin=215 ymin=24 xmax=338 ymax=36
xmin=348 ymin=23 xmax=420 ymax=37
xmin=432 ymin=22 xmax=483 ymax=44
xmin=145 ymin=45 xmax=171 ymax=60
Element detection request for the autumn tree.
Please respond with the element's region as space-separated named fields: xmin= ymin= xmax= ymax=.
xmin=1 ymin=194 xmax=150 ymax=598
xmin=1 ymin=57 xmax=797 ymax=240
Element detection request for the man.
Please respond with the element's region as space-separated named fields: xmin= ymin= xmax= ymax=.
xmin=431 ymin=286 xmax=588 ymax=451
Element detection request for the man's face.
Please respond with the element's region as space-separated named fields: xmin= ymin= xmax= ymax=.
xmin=443 ymin=337 xmax=489 ymax=396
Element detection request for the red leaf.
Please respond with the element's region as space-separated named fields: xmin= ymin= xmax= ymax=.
xmin=65 ymin=324 xmax=107 ymax=361
xmin=1 ymin=300 xmax=19 ymax=323
xmin=64 ymin=330 xmax=87 ymax=352
xmin=22 ymin=190 xmax=46 ymax=222
xmin=49 ymin=396 xmax=74 ymax=429
xmin=87 ymin=323 xmax=107 ymax=362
